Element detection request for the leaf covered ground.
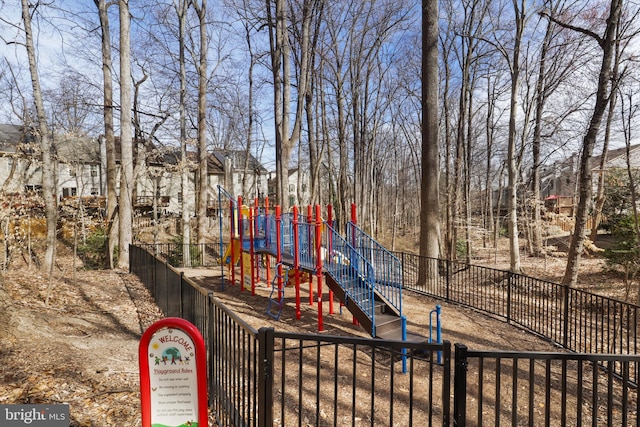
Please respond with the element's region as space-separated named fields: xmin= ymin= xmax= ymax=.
xmin=0 ymin=232 xmax=633 ymax=426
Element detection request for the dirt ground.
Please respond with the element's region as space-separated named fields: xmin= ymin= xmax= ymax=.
xmin=0 ymin=232 xmax=633 ymax=426
xmin=0 ymin=247 xmax=165 ymax=426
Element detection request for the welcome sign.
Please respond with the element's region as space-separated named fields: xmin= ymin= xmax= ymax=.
xmin=139 ymin=318 xmax=208 ymax=427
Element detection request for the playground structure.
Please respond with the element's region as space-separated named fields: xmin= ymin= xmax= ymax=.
xmin=217 ymin=185 xmax=423 ymax=342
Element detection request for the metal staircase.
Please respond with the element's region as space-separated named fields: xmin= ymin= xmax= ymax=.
xmin=322 ymin=223 xmax=405 ymax=339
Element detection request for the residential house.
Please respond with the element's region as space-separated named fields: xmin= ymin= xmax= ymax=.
xmin=0 ymin=124 xmax=104 ymax=201
xmin=127 ymin=148 xmax=268 ymax=216
xmin=267 ymin=167 xmax=311 ymax=207
xmin=539 ymin=145 xmax=640 ymax=215
xmin=590 ymin=144 xmax=640 ymax=190
xmin=539 ymin=153 xmax=579 ymax=201
xmin=210 ymin=150 xmax=268 ymax=203
xmin=0 ymin=124 xmax=270 ymax=217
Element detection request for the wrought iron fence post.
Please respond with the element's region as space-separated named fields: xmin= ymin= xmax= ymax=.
xmin=446 ymin=259 xmax=451 ymax=301
xmin=164 ymin=258 xmax=169 ymax=315
xmin=507 ymin=271 xmax=512 ymax=324
xmin=454 ymin=343 xmax=468 ymax=426
xmin=180 ymin=271 xmax=185 ymax=319
xmin=563 ymin=284 xmax=570 ymax=349
xmin=401 ymin=252 xmax=406 ymax=288
xmin=207 ymin=291 xmax=214 ymax=408
xmin=257 ymin=327 xmax=274 ymax=427
xmin=442 ymin=341 xmax=452 ymax=427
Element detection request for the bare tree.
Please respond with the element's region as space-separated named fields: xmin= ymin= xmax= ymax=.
xmin=193 ymin=0 xmax=208 ymax=246
xmin=93 ymin=0 xmax=118 ymax=268
xmin=20 ymin=0 xmax=57 ymax=276
xmin=418 ymin=0 xmax=440 ymax=288
xmin=505 ymin=0 xmax=526 ymax=273
xmin=543 ymin=0 xmax=623 ymax=286
xmin=117 ymin=0 xmax=134 ymax=270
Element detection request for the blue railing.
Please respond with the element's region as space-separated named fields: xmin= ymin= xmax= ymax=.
xmin=323 ymin=223 xmax=377 ymax=334
xmin=346 ymin=222 xmax=402 ymax=315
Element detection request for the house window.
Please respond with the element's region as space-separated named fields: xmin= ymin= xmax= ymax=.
xmin=69 ymin=167 xmax=76 ymax=177
xmin=25 ymin=185 xmax=42 ymax=193
xmin=90 ymin=187 xmax=98 ymax=195
xmin=289 ymin=184 xmax=295 ymax=192
xmin=62 ymin=187 xmax=77 ymax=197
xmin=91 ymin=165 xmax=97 ymax=177
xmin=301 ymin=184 xmax=307 ymax=192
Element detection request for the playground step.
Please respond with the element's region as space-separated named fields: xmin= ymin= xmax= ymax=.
xmin=376 ymin=327 xmax=429 ymax=343
xmin=375 ymin=314 xmax=402 ymax=338
xmin=373 ymin=300 xmax=387 ymax=313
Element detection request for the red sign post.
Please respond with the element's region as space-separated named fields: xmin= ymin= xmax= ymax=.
xmin=139 ymin=318 xmax=208 ymax=427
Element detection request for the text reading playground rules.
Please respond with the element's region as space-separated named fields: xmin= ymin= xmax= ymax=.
xmin=0 ymin=404 xmax=69 ymax=426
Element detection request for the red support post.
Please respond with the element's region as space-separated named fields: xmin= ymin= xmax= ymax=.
xmin=307 ymin=205 xmax=314 ymax=306
xmin=327 ymin=204 xmax=334 ymax=315
xmin=238 ymin=196 xmax=244 ymax=291
xmin=249 ymin=203 xmax=256 ymax=296
xmin=275 ymin=206 xmax=283 ymax=303
xmin=265 ymin=197 xmax=271 ymax=285
xmin=315 ymin=204 xmax=324 ymax=332
xmin=229 ymin=200 xmax=236 ymax=286
xmin=253 ymin=198 xmax=260 ymax=286
xmin=293 ymin=206 xmax=301 ymax=320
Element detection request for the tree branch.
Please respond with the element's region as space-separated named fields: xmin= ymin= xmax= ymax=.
xmin=539 ymin=10 xmax=603 ymax=48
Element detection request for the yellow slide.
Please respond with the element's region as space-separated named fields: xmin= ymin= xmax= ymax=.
xmin=222 ymin=238 xmax=242 ymax=265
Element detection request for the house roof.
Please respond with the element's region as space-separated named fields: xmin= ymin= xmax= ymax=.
xmin=211 ymin=150 xmax=268 ymax=174
xmin=0 ymin=124 xmax=266 ymax=175
xmin=53 ymin=134 xmax=100 ymax=164
xmin=590 ymin=144 xmax=640 ymax=170
xmin=0 ymin=124 xmax=36 ymax=153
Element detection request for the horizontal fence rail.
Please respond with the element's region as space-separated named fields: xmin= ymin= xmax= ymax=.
xmin=455 ymin=344 xmax=640 ymax=426
xmin=398 ymin=252 xmax=640 ymax=386
xmin=137 ymin=243 xmax=221 ymax=268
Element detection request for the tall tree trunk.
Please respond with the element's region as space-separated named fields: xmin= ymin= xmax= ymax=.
xmin=194 ymin=0 xmax=208 ymax=246
xmin=530 ymin=10 xmax=555 ymax=257
xmin=21 ymin=0 xmax=57 ymax=275
xmin=418 ymin=0 xmax=440 ymax=289
xmin=559 ymin=0 xmax=622 ymax=286
xmin=266 ymin=0 xmax=285 ymax=206
xmin=506 ymin=0 xmax=525 ymax=273
xmin=590 ymin=22 xmax=622 ymax=243
xmin=177 ymin=0 xmax=191 ymax=266
xmin=94 ymin=0 xmax=118 ymax=268
xmin=117 ymin=0 xmax=133 ymax=270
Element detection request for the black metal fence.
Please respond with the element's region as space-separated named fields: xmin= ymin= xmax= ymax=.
xmin=454 ymin=345 xmax=639 ymax=426
xmin=137 ymin=242 xmax=221 ymax=268
xmin=130 ymin=245 xmax=451 ymax=426
xmin=399 ymin=253 xmax=640 ymax=385
xmin=131 ymin=245 xmax=640 ymax=426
